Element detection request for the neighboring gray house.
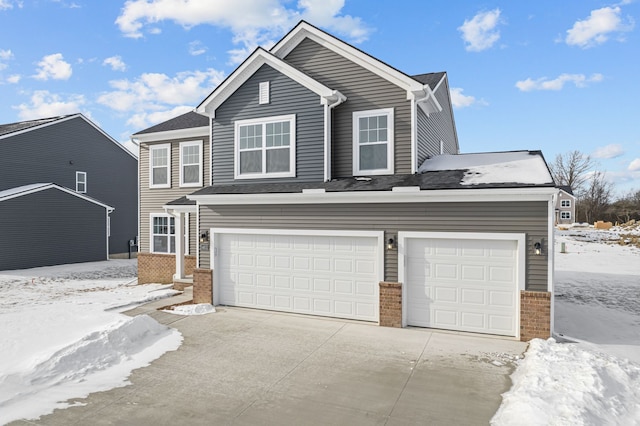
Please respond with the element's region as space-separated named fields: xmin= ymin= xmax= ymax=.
xmin=0 ymin=114 xmax=138 ymax=270
xmin=556 ymin=185 xmax=576 ymax=225
xmin=135 ymin=21 xmax=556 ymax=341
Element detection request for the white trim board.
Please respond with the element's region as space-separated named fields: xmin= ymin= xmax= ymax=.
xmin=0 ymin=182 xmax=114 ymax=211
xmin=133 ymin=126 xmax=209 ymax=143
xmin=397 ymin=231 xmax=526 ymax=340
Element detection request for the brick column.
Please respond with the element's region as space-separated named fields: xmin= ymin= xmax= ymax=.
xmin=520 ymin=291 xmax=551 ymax=341
xmin=193 ymin=268 xmax=213 ymax=304
xmin=379 ymin=282 xmax=402 ymax=327
xmin=137 ymin=253 xmax=176 ymax=284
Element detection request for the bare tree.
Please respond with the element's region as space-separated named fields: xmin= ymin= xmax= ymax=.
xmin=549 ymin=150 xmax=595 ymax=195
xmin=577 ymin=171 xmax=614 ymax=223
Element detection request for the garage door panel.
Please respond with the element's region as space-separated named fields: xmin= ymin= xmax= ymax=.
xmin=406 ymin=237 xmax=518 ymax=336
xmin=217 ymin=232 xmax=379 ymax=322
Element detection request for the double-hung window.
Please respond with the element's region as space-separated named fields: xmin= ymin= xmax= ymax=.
xmin=150 ymin=144 xmax=171 ymax=188
xmin=151 ymin=214 xmax=175 ymax=253
xmin=235 ymin=115 xmax=296 ymax=179
xmin=180 ymin=140 xmax=202 ymax=187
xmin=76 ymin=171 xmax=87 ymax=193
xmin=353 ymin=108 xmax=394 ymax=175
xmin=561 ymin=199 xmax=571 ymax=208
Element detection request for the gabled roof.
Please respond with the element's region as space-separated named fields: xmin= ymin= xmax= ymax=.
xmin=0 ymin=183 xmax=114 ymax=211
xmin=0 ymin=113 xmax=137 ymax=159
xmin=557 ymin=185 xmax=574 ymax=196
xmin=197 ymin=47 xmax=346 ymax=115
xmin=412 ymin=72 xmax=446 ymax=90
xmin=270 ymin=21 xmax=441 ymax=113
xmin=133 ymin=111 xmax=209 ymax=135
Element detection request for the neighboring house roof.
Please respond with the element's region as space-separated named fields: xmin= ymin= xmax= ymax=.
xmin=557 ymin=185 xmax=574 ymax=196
xmin=197 ymin=47 xmax=346 ymax=115
xmin=0 ymin=183 xmax=114 ymax=211
xmin=133 ymin=111 xmax=209 ymax=135
xmin=412 ymin=72 xmax=446 ymax=90
xmin=0 ymin=113 xmax=137 ymax=159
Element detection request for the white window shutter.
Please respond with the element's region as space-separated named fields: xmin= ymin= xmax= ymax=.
xmin=259 ymin=81 xmax=270 ymax=104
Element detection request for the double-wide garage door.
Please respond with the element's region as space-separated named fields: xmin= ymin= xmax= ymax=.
xmin=215 ymin=230 xmax=381 ymax=322
xmin=405 ymin=236 xmax=519 ymax=337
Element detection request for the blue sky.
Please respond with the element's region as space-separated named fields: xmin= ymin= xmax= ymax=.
xmin=1 ymin=0 xmax=638 ymax=195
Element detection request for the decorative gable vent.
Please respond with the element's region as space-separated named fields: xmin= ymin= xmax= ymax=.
xmin=259 ymin=81 xmax=270 ymax=104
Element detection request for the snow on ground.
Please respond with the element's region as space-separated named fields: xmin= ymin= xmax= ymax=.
xmin=493 ymin=227 xmax=640 ymax=425
xmin=0 ymin=259 xmax=183 ymax=425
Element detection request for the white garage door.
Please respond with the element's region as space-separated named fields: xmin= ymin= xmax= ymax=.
xmin=215 ymin=231 xmax=381 ymax=322
xmin=405 ymin=237 xmax=518 ymax=336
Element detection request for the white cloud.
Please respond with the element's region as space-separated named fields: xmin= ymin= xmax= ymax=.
xmin=449 ymin=87 xmax=485 ymax=108
xmin=592 ymin=144 xmax=624 ymax=159
xmin=33 ymin=53 xmax=72 ymax=80
xmin=103 ymin=55 xmax=127 ymax=71
xmin=97 ymin=68 xmax=223 ymax=129
xmin=0 ymin=0 xmax=23 ymax=10
xmin=188 ymin=40 xmax=207 ymax=56
xmin=629 ymin=158 xmax=640 ymax=171
xmin=115 ymin=0 xmax=371 ymax=64
xmin=6 ymin=74 xmax=20 ymax=83
xmin=565 ymin=6 xmax=634 ymax=48
xmin=515 ymin=73 xmax=603 ymax=91
xmin=0 ymin=48 xmax=13 ymax=70
xmin=458 ymin=9 xmax=502 ymax=52
xmin=13 ymin=90 xmax=86 ymax=120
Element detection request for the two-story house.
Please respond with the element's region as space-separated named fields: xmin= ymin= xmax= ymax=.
xmin=135 ymin=21 xmax=557 ymax=341
xmin=0 ymin=114 xmax=138 ymax=270
xmin=555 ymin=186 xmax=576 ymax=225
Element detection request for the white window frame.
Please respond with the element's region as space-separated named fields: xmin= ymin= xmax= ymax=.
xmin=234 ymin=114 xmax=296 ymax=179
xmin=76 ymin=171 xmax=87 ymax=193
xmin=149 ymin=143 xmax=171 ymax=188
xmin=353 ymin=108 xmax=394 ymax=176
xmin=179 ymin=140 xmax=203 ymax=187
xmin=561 ymin=211 xmax=572 ymax=220
xmin=150 ymin=213 xmax=175 ymax=254
xmin=560 ymin=199 xmax=571 ymax=208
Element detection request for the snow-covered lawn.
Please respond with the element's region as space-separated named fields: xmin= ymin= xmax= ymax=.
xmin=0 ymin=260 xmax=183 ymax=425
xmin=494 ymin=226 xmax=640 ymax=425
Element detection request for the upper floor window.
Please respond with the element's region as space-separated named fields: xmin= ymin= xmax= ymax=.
xmin=234 ymin=115 xmax=296 ymax=179
xmin=76 ymin=171 xmax=87 ymax=193
xmin=561 ymin=199 xmax=571 ymax=208
xmin=353 ymin=108 xmax=394 ymax=176
xmin=180 ymin=140 xmax=203 ymax=187
xmin=150 ymin=144 xmax=171 ymax=188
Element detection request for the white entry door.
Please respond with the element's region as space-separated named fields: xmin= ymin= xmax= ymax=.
xmin=214 ymin=230 xmax=382 ymax=322
xmin=404 ymin=236 xmax=520 ymax=336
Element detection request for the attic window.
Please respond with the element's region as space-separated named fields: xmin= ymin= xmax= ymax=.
xmin=259 ymin=81 xmax=270 ymax=104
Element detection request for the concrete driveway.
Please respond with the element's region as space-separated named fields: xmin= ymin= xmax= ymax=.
xmin=23 ymin=294 xmax=527 ymax=425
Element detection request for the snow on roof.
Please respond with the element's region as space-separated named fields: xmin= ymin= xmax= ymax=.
xmin=418 ymin=151 xmax=553 ymax=186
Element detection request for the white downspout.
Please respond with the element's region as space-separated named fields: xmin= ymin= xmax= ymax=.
xmin=324 ymin=91 xmax=346 ymax=182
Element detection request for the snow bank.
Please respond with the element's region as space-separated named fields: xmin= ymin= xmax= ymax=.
xmin=492 ymin=338 xmax=640 ymax=425
xmin=0 ymin=315 xmax=182 ymax=424
xmin=163 ymin=303 xmax=216 ymax=315
xmin=418 ymin=152 xmax=553 ymax=185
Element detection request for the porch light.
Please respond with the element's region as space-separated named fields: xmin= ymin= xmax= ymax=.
xmin=200 ymin=231 xmax=209 ymax=243
xmin=387 ymin=238 xmax=396 ymax=251
xmin=534 ymin=242 xmax=542 ymax=256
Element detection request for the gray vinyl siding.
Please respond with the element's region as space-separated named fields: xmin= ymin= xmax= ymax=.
xmin=0 ymin=116 xmax=138 ymax=254
xmin=212 ymin=64 xmax=325 ymax=185
xmin=198 ymin=201 xmax=548 ymax=291
xmin=139 ymin=137 xmax=209 ymax=253
xmin=0 ymin=188 xmax=107 ymax=270
xmin=283 ymin=38 xmax=412 ymax=177
xmin=416 ymin=76 xmax=458 ymax=166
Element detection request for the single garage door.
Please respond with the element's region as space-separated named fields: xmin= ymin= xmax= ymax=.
xmin=215 ymin=230 xmax=381 ymax=322
xmin=405 ymin=237 xmax=518 ymax=336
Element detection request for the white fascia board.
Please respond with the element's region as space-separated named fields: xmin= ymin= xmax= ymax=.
xmin=558 ymin=189 xmax=577 ymax=200
xmin=416 ymin=84 xmax=442 ymax=115
xmin=189 ymin=187 xmax=558 ymax=205
xmin=134 ymin=126 xmax=209 ymax=143
xmin=0 ymin=183 xmax=114 ymax=211
xmin=196 ymin=48 xmax=339 ymax=116
xmin=270 ymin=23 xmax=424 ymax=96
xmin=163 ymin=204 xmax=197 ymax=214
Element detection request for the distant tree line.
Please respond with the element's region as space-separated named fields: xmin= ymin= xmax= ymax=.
xmin=550 ymin=150 xmax=640 ymax=224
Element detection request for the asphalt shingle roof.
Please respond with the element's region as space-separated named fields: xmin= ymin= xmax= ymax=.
xmin=411 ymin=72 xmax=446 ymax=90
xmin=133 ymin=111 xmax=209 ymax=135
xmin=0 ymin=115 xmax=75 ymax=138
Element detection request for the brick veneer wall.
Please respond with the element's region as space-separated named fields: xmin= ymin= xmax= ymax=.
xmin=520 ymin=291 xmax=551 ymax=341
xmin=379 ymin=282 xmax=402 ymax=327
xmin=138 ymin=252 xmax=197 ymax=284
xmin=193 ymin=268 xmax=213 ymax=304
